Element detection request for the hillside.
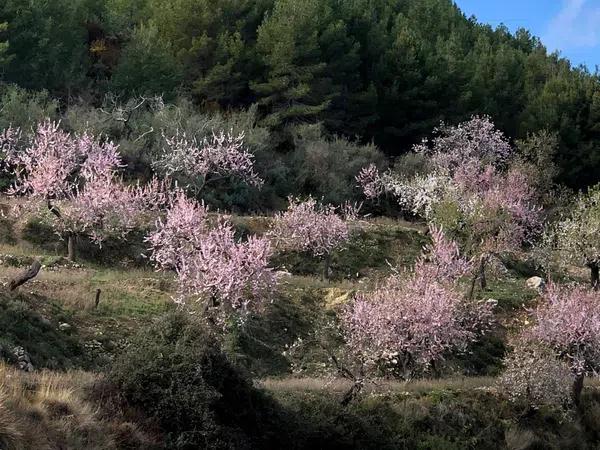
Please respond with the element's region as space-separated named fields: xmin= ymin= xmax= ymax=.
xmin=2 ymin=0 xmax=600 ymax=448
xmin=1 ymin=211 xmax=597 ymax=449
xmin=2 ymin=0 xmax=600 ymax=190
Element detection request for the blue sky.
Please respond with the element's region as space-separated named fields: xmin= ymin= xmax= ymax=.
xmin=454 ymin=0 xmax=600 ymax=69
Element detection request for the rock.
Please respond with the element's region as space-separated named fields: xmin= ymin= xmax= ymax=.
xmin=13 ymin=346 xmax=34 ymax=372
xmin=39 ymin=316 xmax=52 ymax=328
xmin=58 ymin=322 xmax=72 ymax=332
xmin=526 ymin=276 xmax=545 ymax=291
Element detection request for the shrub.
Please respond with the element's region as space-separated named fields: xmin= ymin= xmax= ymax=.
xmin=109 ymin=312 xmax=292 ymax=449
xmin=289 ymin=123 xmax=386 ymax=205
xmin=498 ymin=344 xmax=573 ymax=411
xmin=0 ymin=84 xmax=58 ymax=131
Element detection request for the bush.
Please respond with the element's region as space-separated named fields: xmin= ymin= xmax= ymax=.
xmin=109 ymin=312 xmax=292 ymax=449
xmin=0 ymin=84 xmax=58 ymax=131
xmin=498 ymin=344 xmax=573 ymax=411
xmin=289 ymin=123 xmax=386 ymax=205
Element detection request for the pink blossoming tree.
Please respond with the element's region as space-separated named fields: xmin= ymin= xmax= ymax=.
xmin=269 ymin=196 xmax=350 ymax=280
xmin=498 ymin=343 xmax=573 ymax=410
xmin=357 ymin=117 xmax=541 ymax=294
xmin=154 ymin=130 xmax=263 ymax=192
xmin=523 ymin=283 xmax=600 ymax=405
xmin=341 ymin=226 xmax=495 ymax=398
xmin=146 ymin=191 xmax=278 ymax=325
xmin=3 ymin=121 xmax=158 ymax=260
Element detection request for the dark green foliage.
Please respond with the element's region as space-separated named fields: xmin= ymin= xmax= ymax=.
xmin=451 ymin=333 xmax=507 ymax=377
xmin=109 ymin=22 xmax=183 ymax=99
xmin=0 ymin=0 xmax=102 ymax=94
xmin=109 ymin=311 xmax=293 ymax=449
xmin=0 ymin=293 xmax=86 ymax=370
xmin=271 ymin=388 xmax=600 ymax=450
xmin=2 ymin=0 xmax=600 ymax=189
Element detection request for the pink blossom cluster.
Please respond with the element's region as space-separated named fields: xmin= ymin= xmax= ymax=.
xmin=342 ymin=228 xmax=494 ymax=377
xmin=526 ymin=283 xmax=600 ymax=376
xmin=77 ymin=132 xmax=124 ymax=182
xmin=356 ymin=117 xmax=541 ymax=257
xmin=146 ymin=192 xmax=278 ymax=319
xmin=2 ymin=121 xmax=164 ymax=246
xmin=453 ymin=165 xmax=542 ymax=254
xmin=355 ymin=164 xmax=385 ymax=200
xmin=415 ymin=225 xmax=473 ymax=281
xmin=56 ymin=178 xmax=144 ymax=245
xmin=413 ymin=115 xmax=513 ymax=169
xmin=156 ymin=130 xmax=263 ymax=188
xmin=6 ymin=121 xmax=82 ymax=200
xmin=269 ymin=197 xmax=350 ymax=257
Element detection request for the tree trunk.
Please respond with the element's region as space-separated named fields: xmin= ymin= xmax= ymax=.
xmin=590 ymin=263 xmax=599 ymax=291
xmin=479 ymin=256 xmax=487 ymax=291
xmin=468 ymin=255 xmax=488 ymax=300
xmin=9 ymin=260 xmax=42 ymax=291
xmin=341 ymin=379 xmax=364 ymax=407
xmin=94 ymin=289 xmax=102 ymax=309
xmin=322 ymin=254 xmax=332 ymax=282
xmin=573 ymin=373 xmax=584 ymax=406
xmin=67 ymin=234 xmax=76 ymax=262
xmin=468 ymin=272 xmax=478 ymax=300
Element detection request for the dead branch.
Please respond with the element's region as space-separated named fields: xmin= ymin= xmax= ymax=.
xmin=9 ymin=260 xmax=42 ymax=291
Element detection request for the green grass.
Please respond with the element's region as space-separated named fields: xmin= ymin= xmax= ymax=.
xmin=482 ymin=277 xmax=539 ymax=313
xmin=271 ymin=223 xmax=427 ymax=280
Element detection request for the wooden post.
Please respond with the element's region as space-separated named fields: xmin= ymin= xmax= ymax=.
xmin=94 ymin=288 xmax=101 ymax=308
xmin=67 ymin=234 xmax=76 ymax=261
xmin=9 ymin=260 xmax=42 ymax=291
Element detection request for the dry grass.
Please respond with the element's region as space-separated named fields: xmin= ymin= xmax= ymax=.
xmin=0 ymin=264 xmax=172 ymax=315
xmin=0 ymin=363 xmax=159 ymax=449
xmin=258 ymin=376 xmax=497 ymax=395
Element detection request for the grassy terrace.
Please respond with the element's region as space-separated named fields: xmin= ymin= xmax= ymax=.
xmin=4 ymin=214 xmax=592 ymax=449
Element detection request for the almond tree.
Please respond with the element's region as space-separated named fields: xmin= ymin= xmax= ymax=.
xmin=154 ymin=130 xmax=263 ymax=192
xmin=340 ymin=227 xmax=495 ymax=400
xmin=522 ymin=283 xmax=600 ymax=405
xmin=498 ymin=343 xmax=573 ymax=410
xmin=146 ymin=191 xmax=278 ymax=325
xmin=3 ymin=121 xmax=154 ymax=260
xmin=540 ymin=185 xmax=600 ymax=289
xmin=269 ymin=196 xmax=349 ymax=280
xmin=357 ymin=117 xmax=541 ymax=293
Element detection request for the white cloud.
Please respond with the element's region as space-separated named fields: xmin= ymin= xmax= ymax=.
xmin=543 ymin=0 xmax=600 ymax=52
